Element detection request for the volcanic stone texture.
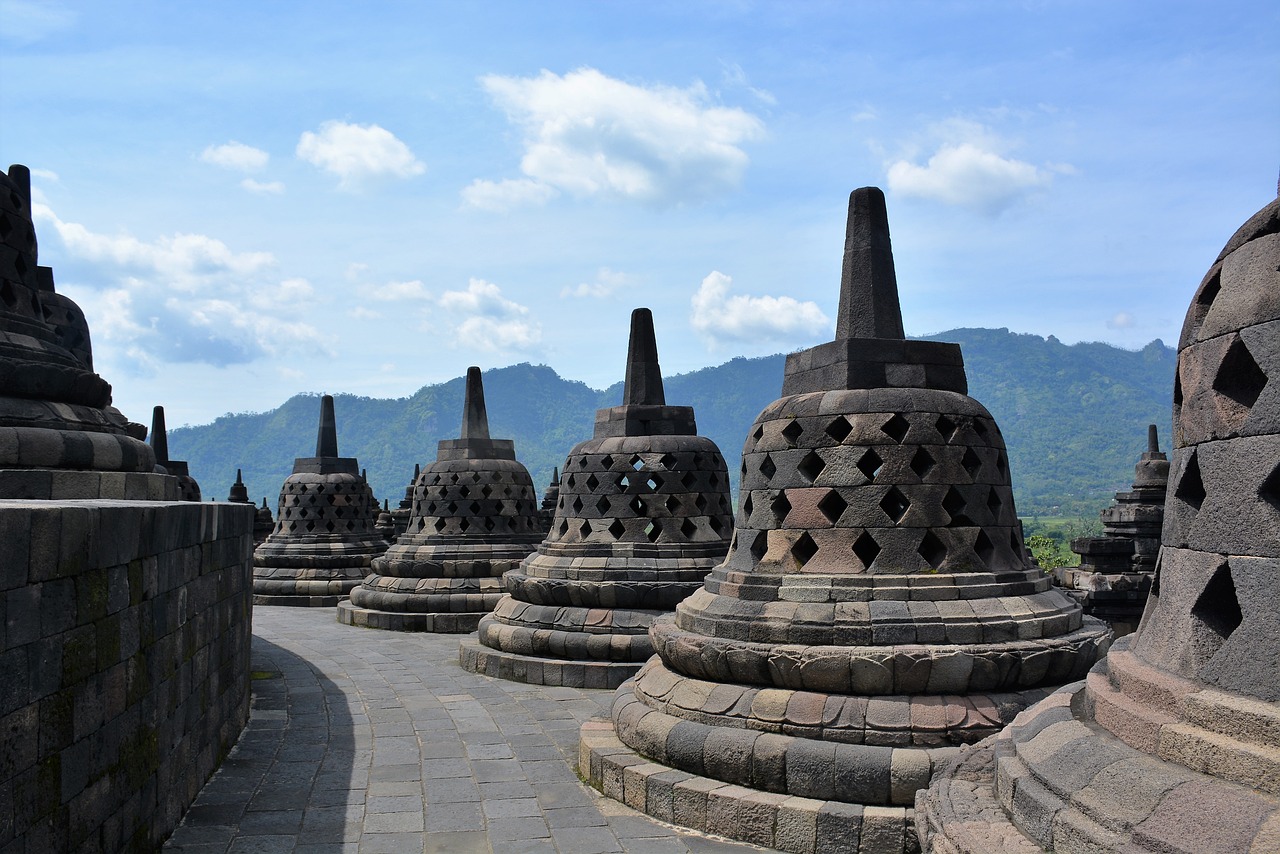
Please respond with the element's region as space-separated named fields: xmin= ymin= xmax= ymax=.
xmin=917 ymin=195 xmax=1280 ymax=854
xmin=462 ymin=309 xmax=734 ymax=687
xmin=0 ymin=164 xmax=175 ymax=501
xmin=0 ymin=499 xmax=255 ymax=853
xmin=339 ymin=368 xmax=543 ymax=632
xmin=253 ymin=396 xmax=388 ymax=607
xmin=582 ymin=190 xmax=1109 ymax=853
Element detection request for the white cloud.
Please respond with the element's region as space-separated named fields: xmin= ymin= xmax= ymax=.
xmin=200 ymin=141 xmax=269 ymax=172
xmin=32 ymin=204 xmax=323 ymax=369
xmin=1107 ymin=311 xmax=1135 ymax=329
xmin=560 ymin=267 xmax=631 ymax=299
xmin=885 ymin=119 xmax=1059 ymax=215
xmin=241 ymin=178 xmax=285 ymax=194
xmin=720 ymin=61 xmax=776 ymax=106
xmin=690 ymin=271 xmax=829 ymax=349
xmin=367 ymin=279 xmax=428 ymax=301
xmin=297 ymin=120 xmax=425 ymax=189
xmin=461 ymin=178 xmax=556 ymax=212
xmin=350 ymin=306 xmax=381 ymax=320
xmin=470 ymin=67 xmax=764 ymax=208
xmin=435 ymin=278 xmax=542 ymax=352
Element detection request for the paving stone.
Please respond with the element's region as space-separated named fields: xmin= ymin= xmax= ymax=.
xmin=162 ymin=606 xmax=766 ymax=853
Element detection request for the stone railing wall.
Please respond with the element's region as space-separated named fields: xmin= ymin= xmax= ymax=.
xmin=0 ymin=499 xmax=255 ymax=852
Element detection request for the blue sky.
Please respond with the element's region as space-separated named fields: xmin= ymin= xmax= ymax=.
xmin=2 ymin=1 xmax=1277 ymax=429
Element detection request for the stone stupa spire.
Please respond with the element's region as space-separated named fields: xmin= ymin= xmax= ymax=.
xmin=315 ymin=394 xmax=339 ymax=457
xmin=227 ymin=468 xmax=250 ymax=504
xmin=459 ymin=366 xmax=491 ymax=442
xmin=623 ymin=307 xmax=665 ymax=406
xmin=836 ymin=185 xmax=905 ymax=340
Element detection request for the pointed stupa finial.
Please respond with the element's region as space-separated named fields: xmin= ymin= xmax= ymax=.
xmin=315 ymin=394 xmax=339 ymax=458
xmin=150 ymin=405 xmax=169 ymax=464
xmin=552 ymin=466 xmax=560 ymax=484
xmin=836 ymin=187 xmax=905 ymax=341
xmin=261 ymin=497 xmax=269 ymax=508
xmin=623 ymin=308 xmax=666 ymax=406
xmin=8 ymin=165 xmax=31 ymax=204
xmin=383 ymin=498 xmax=389 ymax=510
xmin=414 ymin=463 xmax=421 ymax=479
xmin=1147 ymin=424 xmax=1160 ymax=454
xmin=236 ymin=468 xmax=243 ymax=484
xmin=460 ymin=367 xmax=491 ymax=441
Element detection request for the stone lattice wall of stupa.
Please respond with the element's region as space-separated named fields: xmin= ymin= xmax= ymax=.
xmin=581 ymin=189 xmax=1110 ymax=854
xmin=461 ymin=309 xmax=734 ymax=688
xmin=338 ymin=367 xmax=543 ymax=632
xmin=917 ymin=194 xmax=1280 ymax=854
xmin=253 ymin=395 xmax=388 ymax=606
xmin=0 ymin=164 xmax=176 ymax=500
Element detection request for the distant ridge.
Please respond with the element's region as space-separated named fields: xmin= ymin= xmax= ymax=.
xmin=171 ymin=328 xmax=1176 ymax=518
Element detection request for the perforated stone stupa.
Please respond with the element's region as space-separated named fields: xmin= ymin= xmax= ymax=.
xmin=580 ymin=189 xmax=1110 ymax=853
xmin=337 ymin=367 xmax=543 ymax=631
xmin=1060 ymin=423 xmax=1169 ymax=634
xmin=461 ymin=309 xmax=734 ymax=688
xmin=149 ymin=405 xmax=201 ymax=501
xmin=917 ymin=192 xmax=1280 ymax=854
xmin=252 ymin=395 xmax=388 ymax=606
xmin=0 ymin=163 xmax=175 ymax=501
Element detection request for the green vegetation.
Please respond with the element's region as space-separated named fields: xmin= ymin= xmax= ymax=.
xmin=169 ymin=328 xmax=1175 ymax=523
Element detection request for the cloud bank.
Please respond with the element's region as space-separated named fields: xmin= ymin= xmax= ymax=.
xmin=465 ymin=67 xmax=764 ymax=210
xmin=886 ymin=119 xmax=1061 ymax=215
xmin=33 ymin=204 xmax=323 ymax=370
xmin=690 ymin=271 xmax=829 ymax=349
xmin=297 ymin=120 xmax=425 ymax=190
xmin=435 ymin=278 xmax=542 ymax=352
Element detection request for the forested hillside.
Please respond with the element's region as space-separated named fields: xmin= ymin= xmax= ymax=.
xmin=170 ymin=329 xmax=1176 ymax=519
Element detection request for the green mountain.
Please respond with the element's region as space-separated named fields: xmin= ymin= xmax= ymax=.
xmin=170 ymin=328 xmax=1176 ymax=519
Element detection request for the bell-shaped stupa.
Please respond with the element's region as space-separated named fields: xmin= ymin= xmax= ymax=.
xmin=337 ymin=367 xmax=543 ymax=631
xmin=391 ymin=463 xmax=419 ymax=537
xmin=149 ymin=405 xmax=201 ymax=501
xmin=918 ymin=192 xmax=1280 ymax=854
xmin=0 ymin=164 xmax=175 ymax=500
xmin=226 ymin=468 xmax=250 ymax=504
xmin=581 ymin=189 xmax=1111 ymax=853
xmin=462 ymin=309 xmax=734 ymax=688
xmin=252 ymin=394 xmax=388 ymax=606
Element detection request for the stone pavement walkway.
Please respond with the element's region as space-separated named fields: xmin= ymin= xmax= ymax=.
xmin=162 ymin=607 xmax=766 ymax=854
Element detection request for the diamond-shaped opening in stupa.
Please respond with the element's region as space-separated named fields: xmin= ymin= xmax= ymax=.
xmin=791 ymin=532 xmax=819 ymax=566
xmin=961 ymin=448 xmax=982 ymax=479
xmin=852 ymin=531 xmax=880 ymax=568
xmin=1213 ymin=336 xmax=1268 ymax=410
xmin=797 ymin=451 xmax=826 ymax=484
xmin=856 ymin=449 xmax=883 ymax=481
xmin=918 ymin=531 xmax=946 ymax=570
xmin=782 ymin=420 xmax=804 ymax=446
xmin=825 ymin=417 xmax=852 ymax=443
xmin=880 ymin=487 xmax=910 ymax=523
xmin=818 ymin=490 xmax=848 ymax=524
xmin=882 ymin=413 xmax=910 ymax=443
xmin=1175 ymin=450 xmax=1206 ymax=511
xmin=910 ymin=448 xmax=936 ymax=479
xmin=771 ymin=491 xmax=792 ymax=523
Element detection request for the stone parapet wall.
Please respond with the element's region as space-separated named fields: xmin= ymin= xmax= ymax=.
xmin=0 ymin=499 xmax=255 ymax=853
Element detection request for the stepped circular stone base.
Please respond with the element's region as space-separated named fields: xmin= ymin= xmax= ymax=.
xmin=916 ymin=678 xmax=1280 ymax=854
xmin=459 ymin=639 xmax=639 ymax=688
xmin=254 ymin=593 xmax=349 ymax=608
xmin=580 ymin=719 xmax=917 ymax=854
xmin=337 ymin=600 xmax=482 ymax=633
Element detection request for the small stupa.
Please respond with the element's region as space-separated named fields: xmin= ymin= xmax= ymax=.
xmin=391 ymin=463 xmax=419 ymax=537
xmin=1060 ymin=423 xmax=1169 ymax=634
xmin=461 ymin=309 xmax=734 ymax=688
xmin=253 ymin=497 xmax=274 ymax=547
xmin=374 ymin=498 xmax=397 ymax=542
xmin=337 ymin=367 xmax=543 ymax=631
xmin=252 ymin=395 xmax=389 ymax=606
xmin=581 ymin=189 xmax=1110 ymax=853
xmin=538 ymin=466 xmax=560 ymax=532
xmin=149 ymin=406 xmax=201 ymax=501
xmin=917 ymin=191 xmax=1280 ymax=854
xmin=226 ymin=468 xmax=250 ymax=504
